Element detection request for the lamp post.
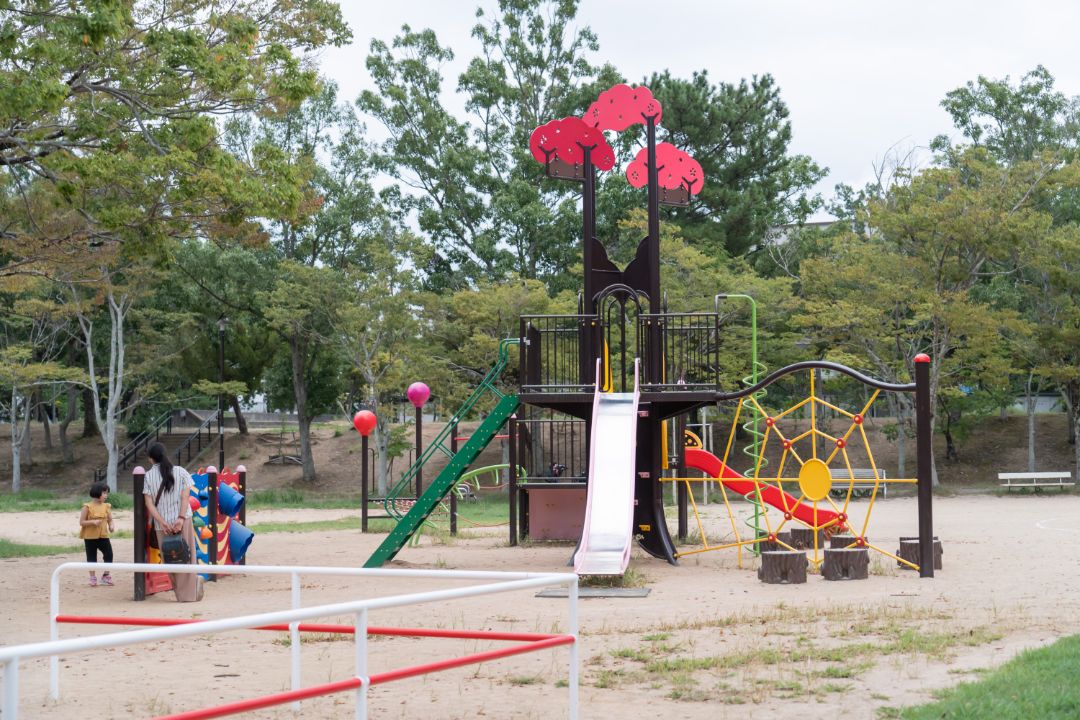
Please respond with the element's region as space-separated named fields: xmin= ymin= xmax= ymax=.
xmin=217 ymin=315 xmax=227 ymax=472
xmin=407 ymin=382 xmax=431 ymax=498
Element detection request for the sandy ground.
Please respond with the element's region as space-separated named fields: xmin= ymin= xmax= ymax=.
xmin=2 ymin=493 xmax=1079 ymax=719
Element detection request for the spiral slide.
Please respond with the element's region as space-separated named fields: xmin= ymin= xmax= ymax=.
xmin=683 ymin=447 xmax=839 ymax=527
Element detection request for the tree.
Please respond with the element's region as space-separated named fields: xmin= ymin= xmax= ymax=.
xmin=645 ymin=71 xmax=827 ymax=258
xmin=0 ymin=279 xmax=82 ymax=490
xmin=0 ymin=0 xmax=350 ymax=273
xmin=360 ymin=0 xmax=614 ymax=288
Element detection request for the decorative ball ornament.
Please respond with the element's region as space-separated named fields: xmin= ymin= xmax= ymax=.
xmin=836 ymin=438 xmax=846 ymax=449
xmin=407 ymin=382 xmax=431 ymax=409
xmin=853 ymin=414 xmax=863 ymax=425
xmin=353 ymin=410 xmax=377 ymax=437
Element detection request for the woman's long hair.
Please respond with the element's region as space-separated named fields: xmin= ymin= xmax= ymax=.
xmin=148 ymin=442 xmax=175 ymax=493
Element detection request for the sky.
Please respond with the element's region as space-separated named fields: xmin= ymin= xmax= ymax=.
xmin=319 ymin=0 xmax=1080 ymax=219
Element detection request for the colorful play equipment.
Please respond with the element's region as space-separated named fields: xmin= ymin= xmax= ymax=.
xmin=131 ymin=464 xmax=254 ymax=599
xmin=363 ymin=82 xmax=938 ymax=580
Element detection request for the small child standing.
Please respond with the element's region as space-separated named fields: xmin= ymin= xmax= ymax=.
xmin=79 ymin=482 xmax=115 ymax=586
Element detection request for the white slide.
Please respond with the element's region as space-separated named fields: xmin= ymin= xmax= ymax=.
xmin=573 ymin=359 xmax=640 ymax=576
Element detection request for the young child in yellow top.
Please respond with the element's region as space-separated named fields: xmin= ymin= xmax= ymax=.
xmin=79 ymin=482 xmax=116 ymax=586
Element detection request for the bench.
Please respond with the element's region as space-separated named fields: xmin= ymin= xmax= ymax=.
xmin=998 ymin=472 xmax=1075 ymax=492
xmin=829 ymin=468 xmax=887 ymax=499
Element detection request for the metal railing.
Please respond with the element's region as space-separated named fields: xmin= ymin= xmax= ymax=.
xmin=171 ymin=409 xmax=220 ymax=468
xmin=93 ymin=409 xmax=173 ymax=484
xmin=0 ymin=562 xmax=579 ymax=719
xmin=521 ymin=314 xmax=596 ymax=392
xmin=638 ymin=311 xmax=721 ymax=390
xmin=517 ymin=417 xmax=587 ymax=481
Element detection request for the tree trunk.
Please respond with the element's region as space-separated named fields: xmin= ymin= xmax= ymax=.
xmin=40 ymin=390 xmax=53 ymax=451
xmin=1026 ymin=373 xmax=1037 ymax=473
xmin=10 ymin=388 xmax=27 ymax=491
xmin=229 ymin=395 xmax=249 ymax=435
xmin=20 ymin=395 xmax=32 ymax=468
xmin=82 ymin=386 xmax=99 ymax=438
xmin=375 ymin=419 xmax=391 ymax=497
xmin=1074 ymin=408 xmax=1080 ymax=485
xmin=58 ymin=384 xmax=77 ymax=463
xmin=289 ymin=337 xmax=316 ymax=482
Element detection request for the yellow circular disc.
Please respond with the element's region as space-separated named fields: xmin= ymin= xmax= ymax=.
xmin=798 ymin=458 xmax=832 ymax=502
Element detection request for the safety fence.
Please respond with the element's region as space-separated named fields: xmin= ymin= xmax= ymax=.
xmin=0 ymin=562 xmax=579 ymax=719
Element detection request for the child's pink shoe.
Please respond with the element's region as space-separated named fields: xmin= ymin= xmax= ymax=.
xmin=101 ymin=574 xmax=114 ymax=586
xmin=89 ymin=576 xmax=98 ymax=587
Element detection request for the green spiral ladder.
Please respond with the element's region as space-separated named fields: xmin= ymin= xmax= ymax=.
xmin=740 ymin=360 xmax=768 ymax=555
xmin=364 ymin=339 xmax=520 ymax=568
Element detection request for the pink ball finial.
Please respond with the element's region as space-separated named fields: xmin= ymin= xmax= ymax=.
xmin=407 ymin=382 xmax=430 ymax=409
xmin=206 ymin=465 xmax=218 ymax=475
xmin=134 ymin=466 xmax=146 ymax=475
xmin=353 ymin=410 xmax=377 ymax=437
xmin=236 ymin=464 xmax=247 ymax=473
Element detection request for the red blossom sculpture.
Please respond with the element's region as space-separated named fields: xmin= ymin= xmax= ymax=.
xmin=583 ymin=84 xmax=663 ymax=131
xmin=529 ymin=116 xmax=616 ymax=171
xmin=624 ymin=143 xmax=704 ymax=194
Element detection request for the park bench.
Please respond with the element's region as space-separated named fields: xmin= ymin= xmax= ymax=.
xmin=829 ymin=468 xmax=887 ymax=499
xmin=998 ymin=471 xmax=1075 ymax=492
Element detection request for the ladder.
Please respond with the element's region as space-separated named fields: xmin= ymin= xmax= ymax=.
xmin=364 ymin=339 xmax=520 ymax=567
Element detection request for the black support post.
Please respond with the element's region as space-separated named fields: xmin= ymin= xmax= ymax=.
xmin=133 ymin=468 xmax=146 ymax=601
xmin=509 ymin=414 xmax=518 ymax=546
xmin=914 ymin=354 xmax=934 ymax=579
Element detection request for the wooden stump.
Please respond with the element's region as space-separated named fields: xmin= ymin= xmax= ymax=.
xmin=759 ymin=531 xmax=792 ymax=552
xmin=896 ymin=537 xmax=943 ymax=570
xmin=822 ymin=548 xmax=869 ymax=581
xmin=829 ymin=535 xmax=867 ymax=549
xmin=758 ymin=550 xmax=808 ymax=584
xmin=788 ymin=527 xmax=826 ymax=550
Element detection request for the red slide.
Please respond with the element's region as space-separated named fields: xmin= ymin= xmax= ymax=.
xmin=683 ymin=448 xmax=839 ymax=527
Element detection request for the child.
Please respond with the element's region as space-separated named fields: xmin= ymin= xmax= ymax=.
xmin=79 ymin=482 xmax=116 ymax=586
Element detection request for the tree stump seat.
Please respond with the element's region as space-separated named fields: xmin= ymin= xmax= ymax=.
xmin=758 ymin=550 xmax=808 ymax=584
xmin=788 ymin=527 xmax=826 ymax=550
xmin=822 ymin=547 xmax=869 ymax=580
xmin=896 ymin=537 xmax=942 ymax=570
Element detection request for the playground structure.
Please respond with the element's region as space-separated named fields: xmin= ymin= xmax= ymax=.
xmin=132 ymin=465 xmax=255 ymax=599
xmin=0 ymin=562 xmax=577 ymax=719
xmin=363 ymin=82 xmax=937 ymax=580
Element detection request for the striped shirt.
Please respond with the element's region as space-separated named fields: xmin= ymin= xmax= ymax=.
xmin=143 ymin=464 xmax=194 ymax=531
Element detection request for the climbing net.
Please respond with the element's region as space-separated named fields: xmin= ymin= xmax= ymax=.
xmin=674 ymin=369 xmax=918 ymax=570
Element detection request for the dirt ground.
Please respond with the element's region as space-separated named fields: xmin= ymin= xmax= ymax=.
xmin=2 ymin=412 xmax=1077 ymax=499
xmin=2 ymin=492 xmax=1079 ymax=719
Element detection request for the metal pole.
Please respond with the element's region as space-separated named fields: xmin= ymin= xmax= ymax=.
xmin=450 ymin=422 xmax=458 ymax=536
xmin=133 ymin=467 xmax=146 ymax=601
xmin=914 ymin=354 xmax=934 ymax=578
xmin=361 ymin=435 xmax=369 ymax=533
xmin=509 ymin=415 xmax=518 ymax=546
xmin=218 ymin=316 xmax=226 ymax=472
xmin=4 ymin=659 xmax=17 ymax=719
xmin=237 ymin=466 xmax=247 ymax=566
xmin=355 ymin=609 xmax=370 ymax=720
xmin=208 ymin=468 xmax=218 ymax=580
xmin=290 ymin=571 xmax=301 ymax=711
xmin=415 ymin=406 xmax=423 ymax=498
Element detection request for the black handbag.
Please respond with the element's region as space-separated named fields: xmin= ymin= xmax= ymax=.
xmin=155 ymin=479 xmax=190 ymax=565
xmin=160 ymin=534 xmax=191 ymax=564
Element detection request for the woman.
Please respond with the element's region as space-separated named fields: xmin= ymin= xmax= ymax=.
xmin=143 ymin=442 xmax=203 ymax=602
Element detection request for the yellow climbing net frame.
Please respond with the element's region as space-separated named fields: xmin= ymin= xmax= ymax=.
xmin=663 ymin=369 xmax=919 ymax=571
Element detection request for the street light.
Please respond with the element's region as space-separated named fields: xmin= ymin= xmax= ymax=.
xmin=218 ymin=315 xmax=227 ymax=472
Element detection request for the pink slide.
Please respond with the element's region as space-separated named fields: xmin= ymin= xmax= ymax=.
xmin=683 ymin=448 xmax=839 ymax=527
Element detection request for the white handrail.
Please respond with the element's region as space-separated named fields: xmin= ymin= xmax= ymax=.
xmin=1 ymin=562 xmax=579 ymax=720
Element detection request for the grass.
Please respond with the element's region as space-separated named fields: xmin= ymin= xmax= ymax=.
xmin=0 ymin=488 xmax=133 ymax=512
xmin=249 ymin=517 xmax=361 ymax=533
xmin=579 ymin=567 xmax=649 ymax=588
xmin=884 ymin=634 xmax=1080 ymax=719
xmin=0 ymin=538 xmax=81 ymax=558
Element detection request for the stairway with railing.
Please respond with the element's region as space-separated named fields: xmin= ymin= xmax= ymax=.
xmin=93 ymin=409 xmax=222 ymax=484
xmin=365 ymin=339 xmax=520 ymax=568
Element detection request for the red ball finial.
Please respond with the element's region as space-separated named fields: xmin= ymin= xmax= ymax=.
xmin=353 ymin=410 xmax=377 ymax=437
xmin=914 ymin=353 xmax=931 ymax=364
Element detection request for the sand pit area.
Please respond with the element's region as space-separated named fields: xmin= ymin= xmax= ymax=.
xmin=2 ymin=493 xmax=1079 ymax=719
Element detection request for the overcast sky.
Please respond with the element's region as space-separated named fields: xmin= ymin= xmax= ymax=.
xmin=320 ymin=1 xmax=1080 ymax=218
